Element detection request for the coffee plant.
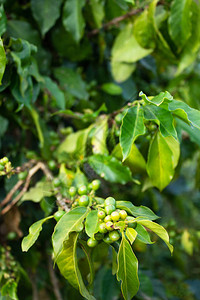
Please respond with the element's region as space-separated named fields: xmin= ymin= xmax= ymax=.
xmin=1 ymin=0 xmax=200 ymax=299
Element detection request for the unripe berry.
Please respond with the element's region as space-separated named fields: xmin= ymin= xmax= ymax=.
xmin=98 ymin=223 xmax=107 ymax=234
xmin=105 ymin=204 xmax=116 ymax=215
xmin=48 ymin=160 xmax=56 ymax=170
xmin=111 ymin=211 xmax=120 ymax=222
xmin=98 ymin=210 xmax=106 ymax=219
xmin=18 ymin=171 xmax=28 ymax=181
xmin=119 ymin=210 xmax=127 ymax=220
xmin=91 ymin=179 xmax=100 ymax=191
xmin=104 ymin=215 xmax=112 ymax=222
xmin=87 ymin=238 xmax=98 ymax=248
xmin=94 ymin=232 xmax=104 ymax=240
xmin=78 ymin=185 xmax=87 ymax=195
xmin=104 ymin=197 xmax=116 ymax=206
xmin=1 ymin=157 xmax=9 ymax=165
xmin=54 ymin=210 xmax=65 ymax=222
xmin=53 ymin=178 xmax=61 ymax=187
xmin=78 ymin=195 xmax=89 ymax=207
xmin=109 ymin=230 xmax=120 ymax=242
xmin=0 ymin=164 xmax=4 ymax=171
xmin=69 ymin=186 xmax=76 ymax=197
xmin=105 ymin=221 xmax=114 ymax=231
xmin=103 ymin=234 xmax=113 ymax=244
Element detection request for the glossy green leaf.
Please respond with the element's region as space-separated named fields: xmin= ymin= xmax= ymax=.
xmin=137 ymin=220 xmax=173 ymax=254
xmin=22 ymin=216 xmax=54 ymax=252
xmin=111 ymin=24 xmax=153 ymax=64
xmin=133 ymin=5 xmax=156 ymax=49
xmin=111 ymin=61 xmax=136 ymax=82
xmin=88 ymin=154 xmax=132 ymax=184
xmin=52 ymin=206 xmax=88 ymax=259
xmin=43 ymin=76 xmax=65 ymax=110
xmin=140 ymin=91 xmax=173 ymax=106
xmin=101 ymin=83 xmax=122 ymax=95
xmin=29 ymin=107 xmax=44 ymax=148
xmin=176 ymin=118 xmax=200 ymax=146
xmin=90 ymin=0 xmax=104 ymax=28
xmin=144 ymin=105 xmax=177 ymax=139
xmin=56 ymin=232 xmax=95 ymax=300
xmin=135 ymin=223 xmax=154 ymax=244
xmin=168 ymin=0 xmax=192 ymax=50
xmin=54 ymin=67 xmax=89 ymax=100
xmin=164 ymin=136 xmax=180 ymax=168
xmin=91 ymin=116 xmax=108 ymax=155
xmin=62 ymin=0 xmax=85 ymax=43
xmin=126 ymin=228 xmax=137 ymax=244
xmin=1 ymin=279 xmax=18 ymax=299
xmin=116 ymin=201 xmax=159 ymax=220
xmin=120 ymin=104 xmax=146 ymax=161
xmin=147 ymin=131 xmax=174 ymax=191
xmin=0 ymin=5 xmax=7 ymax=36
xmin=85 ymin=210 xmax=99 ymax=238
xmin=168 ymin=99 xmax=200 ymax=130
xmin=117 ymin=233 xmax=139 ymax=300
xmin=20 ymin=181 xmax=53 ymax=203
xmin=112 ymin=143 xmax=146 ymax=174
xmin=177 ymin=0 xmax=200 ymax=73
xmin=0 ymin=37 xmax=6 ymax=85
xmin=31 ymin=0 xmax=62 ymax=36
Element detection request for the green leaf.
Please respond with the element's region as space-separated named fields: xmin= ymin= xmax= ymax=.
xmin=0 ymin=5 xmax=7 ymax=36
xmin=176 ymin=0 xmax=200 ymax=74
xmin=1 ymin=279 xmax=18 ymax=299
xmin=0 ymin=115 xmax=8 ymax=137
xmin=137 ymin=220 xmax=173 ymax=254
xmin=20 ymin=181 xmax=53 ymax=203
xmin=91 ymin=116 xmax=108 ymax=155
xmin=133 ymin=5 xmax=156 ymax=49
xmin=111 ymin=24 xmax=153 ymax=64
xmin=22 ymin=216 xmax=53 ymax=252
xmin=43 ymin=76 xmax=65 ymax=110
xmin=164 ymin=136 xmax=180 ymax=168
xmin=0 ymin=38 xmax=6 ymax=85
xmin=111 ymin=61 xmax=136 ymax=83
xmin=56 ymin=232 xmax=95 ymax=300
xmin=139 ymin=91 xmax=173 ymax=106
xmin=168 ymin=0 xmax=192 ymax=50
xmin=85 ymin=209 xmax=99 ymax=238
xmin=144 ymin=105 xmax=177 ymax=139
xmin=176 ymin=118 xmax=200 ymax=146
xmin=88 ymin=154 xmax=132 ymax=184
xmin=90 ymin=0 xmax=105 ymax=28
xmin=117 ymin=233 xmax=139 ymax=300
xmin=116 ymin=201 xmax=159 ymax=220
xmin=112 ymin=143 xmax=146 ymax=174
xmin=31 ymin=0 xmax=62 ymax=36
xmin=120 ymin=104 xmax=146 ymax=161
xmin=57 ymin=127 xmax=91 ymax=159
xmin=54 ymin=67 xmax=89 ymax=100
xmin=147 ymin=131 xmax=174 ymax=191
xmin=168 ymin=99 xmax=200 ymax=130
xmin=52 ymin=206 xmax=88 ymax=259
xmin=135 ymin=223 xmax=154 ymax=244
xmin=29 ymin=107 xmax=44 ymax=148
xmin=101 ymin=83 xmax=122 ymax=95
xmin=62 ymin=0 xmax=85 ymax=43
xmin=125 ymin=228 xmax=137 ymax=244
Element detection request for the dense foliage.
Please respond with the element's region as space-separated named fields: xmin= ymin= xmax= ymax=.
xmin=0 ymin=0 xmax=200 ymax=299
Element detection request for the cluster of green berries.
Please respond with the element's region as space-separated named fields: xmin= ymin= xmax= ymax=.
xmin=87 ymin=196 xmax=137 ymax=248
xmin=0 ymin=157 xmax=9 ymax=171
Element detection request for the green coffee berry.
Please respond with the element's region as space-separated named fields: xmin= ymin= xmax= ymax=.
xmin=53 ymin=178 xmax=61 ymax=187
xmin=98 ymin=223 xmax=107 ymax=234
xmin=111 ymin=211 xmax=120 ymax=222
xmin=103 ymin=234 xmax=113 ymax=244
xmin=119 ymin=210 xmax=127 ymax=220
xmin=78 ymin=195 xmax=89 ymax=206
xmin=105 ymin=221 xmax=114 ymax=231
xmin=78 ymin=185 xmax=87 ymax=195
xmin=87 ymin=238 xmax=98 ymax=248
xmin=48 ymin=160 xmax=56 ymax=170
xmin=105 ymin=204 xmax=116 ymax=215
xmin=109 ymin=230 xmax=120 ymax=242
xmin=1 ymin=157 xmax=9 ymax=165
xmin=91 ymin=179 xmax=100 ymax=191
xmin=54 ymin=210 xmax=65 ymax=222
xmin=69 ymin=186 xmax=77 ymax=197
xmin=104 ymin=197 xmax=116 ymax=206
xmin=98 ymin=210 xmax=106 ymax=219
xmin=104 ymin=215 xmax=112 ymax=222
xmin=0 ymin=164 xmax=4 ymax=171
xmin=18 ymin=171 xmax=28 ymax=181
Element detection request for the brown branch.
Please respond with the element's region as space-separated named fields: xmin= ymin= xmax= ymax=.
xmin=48 ymin=256 xmax=63 ymax=300
xmin=0 ymin=180 xmax=24 ymax=207
xmin=88 ymin=8 xmax=143 ymax=37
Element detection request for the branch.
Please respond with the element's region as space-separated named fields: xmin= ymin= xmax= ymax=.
xmin=48 ymin=255 xmax=63 ymax=300
xmin=88 ymin=8 xmax=143 ymax=37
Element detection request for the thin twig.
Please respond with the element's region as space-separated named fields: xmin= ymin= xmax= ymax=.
xmin=88 ymin=8 xmax=143 ymax=37
xmin=48 ymin=255 xmax=63 ymax=300
xmin=0 ymin=180 xmax=24 ymax=207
